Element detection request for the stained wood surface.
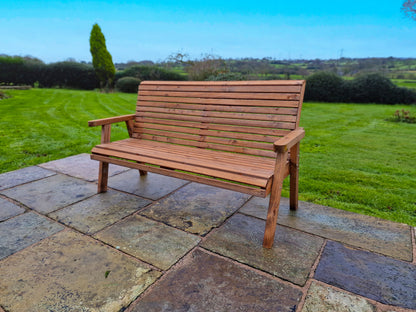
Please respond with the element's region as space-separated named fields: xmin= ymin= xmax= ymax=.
xmin=133 ymin=80 xmax=305 ymax=157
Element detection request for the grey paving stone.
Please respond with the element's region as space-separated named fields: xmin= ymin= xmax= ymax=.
xmin=301 ymin=282 xmax=376 ymax=312
xmin=1 ymin=174 xmax=97 ymax=214
xmin=131 ymin=248 xmax=302 ymax=312
xmin=108 ymin=170 xmax=188 ymax=200
xmin=95 ymin=215 xmax=200 ymax=270
xmin=0 ymin=230 xmax=161 ymax=312
xmin=49 ymin=190 xmax=151 ymax=235
xmin=241 ymin=197 xmax=413 ymax=261
xmin=141 ymin=182 xmax=251 ymax=235
xmin=0 ymin=212 xmax=63 ymax=260
xmin=315 ymin=241 xmax=416 ymax=310
xmin=202 ymin=213 xmax=324 ymax=286
xmin=0 ymin=166 xmax=55 ymax=190
xmin=0 ymin=197 xmax=25 ymax=221
xmin=39 ymin=153 xmax=129 ymax=181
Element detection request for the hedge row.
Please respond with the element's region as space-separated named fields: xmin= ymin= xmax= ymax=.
xmin=0 ymin=56 xmax=99 ymax=90
xmin=305 ymin=72 xmax=416 ymax=104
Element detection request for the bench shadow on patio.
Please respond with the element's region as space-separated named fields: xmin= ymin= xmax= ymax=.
xmin=0 ymin=153 xmax=415 ymax=312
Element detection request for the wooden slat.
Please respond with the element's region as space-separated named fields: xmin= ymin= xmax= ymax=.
xmin=135 ymin=135 xmax=277 ymax=157
xmin=136 ymin=123 xmax=278 ymax=143
xmin=139 ymin=90 xmax=300 ymax=101
xmin=92 ymin=145 xmax=270 ymax=187
xmin=138 ymin=101 xmax=299 ymax=115
xmin=135 ymin=128 xmax=273 ymax=150
xmin=97 ymin=139 xmax=274 ymax=177
xmin=139 ymin=84 xmax=302 ymax=93
xmin=134 ymin=117 xmax=291 ymax=136
xmin=138 ymin=96 xmax=300 ymax=107
xmin=136 ymin=107 xmax=297 ymax=123
xmin=136 ymin=112 xmax=296 ymax=130
xmin=117 ymin=139 xmax=276 ymax=169
xmin=91 ymin=154 xmax=268 ymax=197
xmin=140 ymin=80 xmax=304 ymax=86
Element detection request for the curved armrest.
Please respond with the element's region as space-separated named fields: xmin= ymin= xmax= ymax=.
xmin=88 ymin=114 xmax=135 ymax=127
xmin=273 ymin=128 xmax=305 ymax=153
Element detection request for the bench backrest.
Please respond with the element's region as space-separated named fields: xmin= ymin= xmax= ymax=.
xmin=133 ymin=80 xmax=305 ymax=158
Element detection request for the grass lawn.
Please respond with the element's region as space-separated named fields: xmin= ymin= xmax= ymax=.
xmin=1 ymin=88 xmax=415 ymax=226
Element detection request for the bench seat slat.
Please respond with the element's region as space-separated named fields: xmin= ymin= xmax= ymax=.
xmin=115 ymin=139 xmax=276 ymax=169
xmin=92 ymin=139 xmax=274 ymax=187
xmin=141 ymin=80 xmax=304 ymax=86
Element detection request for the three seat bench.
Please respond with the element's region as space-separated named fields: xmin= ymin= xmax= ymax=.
xmin=88 ymin=80 xmax=306 ymax=248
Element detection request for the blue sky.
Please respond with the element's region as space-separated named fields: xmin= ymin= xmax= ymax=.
xmin=2 ymin=0 xmax=414 ymax=63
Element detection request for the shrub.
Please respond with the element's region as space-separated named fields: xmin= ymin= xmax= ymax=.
xmin=42 ymin=62 xmax=99 ymax=89
xmin=388 ymin=109 xmax=416 ymax=123
xmin=115 ymin=65 xmax=185 ymax=82
xmin=115 ymin=77 xmax=141 ymax=93
xmin=305 ymin=71 xmax=346 ymax=102
xmin=206 ymin=72 xmax=245 ymax=81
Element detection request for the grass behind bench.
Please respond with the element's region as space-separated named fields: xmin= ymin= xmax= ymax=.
xmin=1 ymin=88 xmax=415 ymax=226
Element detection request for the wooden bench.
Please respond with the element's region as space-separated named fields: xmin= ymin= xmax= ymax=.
xmin=88 ymin=80 xmax=306 ymax=248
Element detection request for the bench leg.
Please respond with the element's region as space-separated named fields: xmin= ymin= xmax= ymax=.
xmin=139 ymin=170 xmax=147 ymax=176
xmin=98 ymin=161 xmax=109 ymax=193
xmin=263 ymin=151 xmax=287 ymax=249
xmin=289 ymin=143 xmax=300 ymax=211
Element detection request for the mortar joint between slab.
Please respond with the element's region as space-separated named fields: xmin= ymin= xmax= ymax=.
xmin=412 ymin=227 xmax=416 ymax=264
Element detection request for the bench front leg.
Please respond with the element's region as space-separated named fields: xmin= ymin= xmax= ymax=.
xmin=97 ymin=124 xmax=111 ymax=193
xmin=263 ymin=150 xmax=288 ymax=249
xmin=289 ymin=142 xmax=300 ymax=211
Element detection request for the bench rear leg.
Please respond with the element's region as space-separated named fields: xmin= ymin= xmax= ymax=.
xmin=263 ymin=151 xmax=287 ymax=249
xmin=289 ymin=143 xmax=300 ymax=211
xmin=139 ymin=170 xmax=147 ymax=176
xmin=98 ymin=161 xmax=109 ymax=193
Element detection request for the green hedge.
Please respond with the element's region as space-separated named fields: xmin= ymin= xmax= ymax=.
xmin=305 ymin=72 xmax=416 ymax=104
xmin=115 ymin=77 xmax=141 ymax=93
xmin=115 ymin=65 xmax=186 ymax=82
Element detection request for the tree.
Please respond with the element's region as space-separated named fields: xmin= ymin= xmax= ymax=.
xmin=89 ymin=23 xmax=115 ymax=90
xmin=402 ymin=0 xmax=416 ymax=20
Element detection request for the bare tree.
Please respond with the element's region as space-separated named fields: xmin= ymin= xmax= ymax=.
xmin=402 ymin=0 xmax=416 ymax=20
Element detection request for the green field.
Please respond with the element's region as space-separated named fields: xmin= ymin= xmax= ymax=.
xmin=1 ymin=88 xmax=415 ymax=226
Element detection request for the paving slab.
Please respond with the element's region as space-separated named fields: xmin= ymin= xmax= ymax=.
xmin=131 ymin=248 xmax=302 ymax=312
xmin=95 ymin=215 xmax=200 ymax=270
xmin=141 ymin=182 xmax=251 ymax=235
xmin=315 ymin=241 xmax=416 ymax=310
xmin=202 ymin=213 xmax=324 ymax=286
xmin=0 ymin=212 xmax=64 ymax=260
xmin=108 ymin=170 xmax=188 ymax=200
xmin=0 ymin=230 xmax=161 ymax=312
xmin=0 ymin=197 xmax=25 ymax=221
xmin=1 ymin=174 xmax=97 ymax=214
xmin=301 ymin=281 xmax=376 ymax=312
xmin=39 ymin=153 xmax=129 ymax=181
xmin=240 ymin=197 xmax=413 ymax=261
xmin=49 ymin=190 xmax=151 ymax=235
xmin=0 ymin=165 xmax=55 ymax=190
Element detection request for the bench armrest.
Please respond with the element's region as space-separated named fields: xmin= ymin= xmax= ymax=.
xmin=273 ymin=128 xmax=305 ymax=153
xmin=88 ymin=114 xmax=135 ymax=127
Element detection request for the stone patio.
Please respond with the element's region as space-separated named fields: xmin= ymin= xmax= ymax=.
xmin=0 ymin=153 xmax=415 ymax=312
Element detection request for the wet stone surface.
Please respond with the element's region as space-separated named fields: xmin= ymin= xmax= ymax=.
xmin=108 ymin=170 xmax=188 ymax=200
xmin=131 ymin=248 xmax=303 ymax=312
xmin=0 ymin=166 xmax=55 ymax=190
xmin=1 ymin=174 xmax=97 ymax=214
xmin=301 ymin=282 xmax=376 ymax=312
xmin=49 ymin=190 xmax=151 ymax=235
xmin=0 ymin=212 xmax=64 ymax=260
xmin=95 ymin=215 xmax=200 ymax=270
xmin=39 ymin=153 xmax=129 ymax=181
xmin=0 ymin=197 xmax=25 ymax=221
xmin=0 ymin=230 xmax=161 ymax=312
xmin=315 ymin=241 xmax=416 ymax=310
xmin=141 ymin=182 xmax=251 ymax=235
xmin=202 ymin=213 xmax=324 ymax=286
xmin=241 ymin=197 xmax=413 ymax=261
